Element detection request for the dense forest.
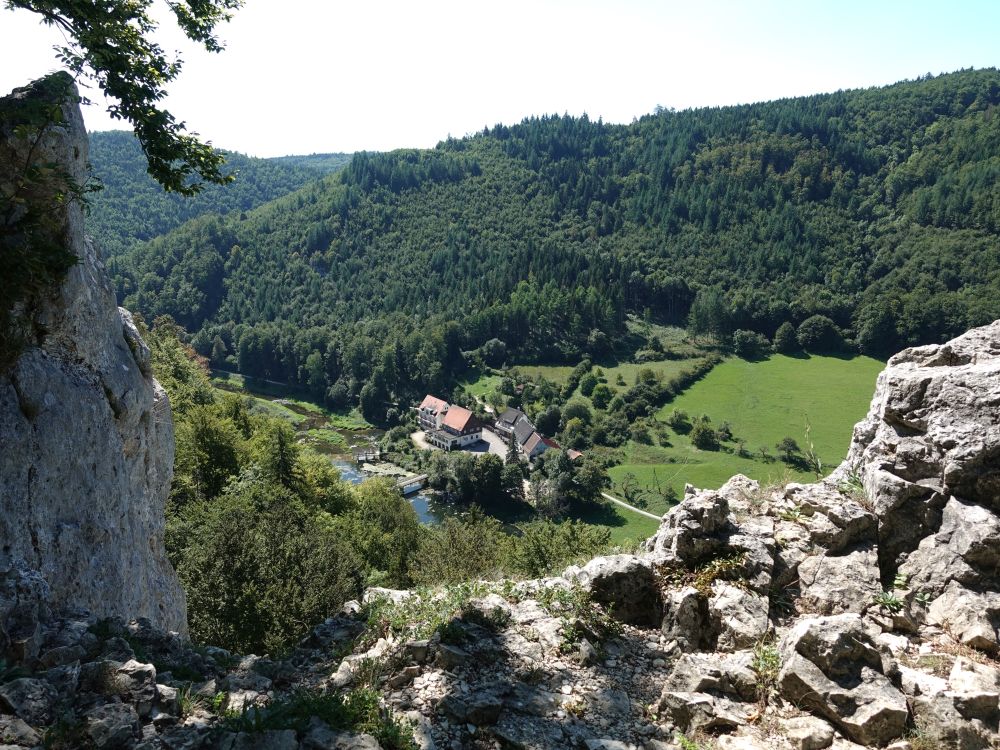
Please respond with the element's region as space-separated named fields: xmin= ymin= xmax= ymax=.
xmin=95 ymin=69 xmax=1000 ymax=422
xmin=86 ymin=131 xmax=350 ymax=258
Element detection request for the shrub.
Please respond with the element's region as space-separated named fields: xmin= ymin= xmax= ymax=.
xmin=732 ymin=329 xmax=770 ymax=360
xmin=773 ymin=321 xmax=798 ymax=353
xmin=796 ymin=314 xmax=843 ymax=352
xmin=690 ymin=420 xmax=719 ymax=450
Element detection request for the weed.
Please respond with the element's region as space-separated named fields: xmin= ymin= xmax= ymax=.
xmin=658 ymin=553 xmax=749 ymax=596
xmin=872 ymin=590 xmax=904 ymax=613
xmin=223 ymin=689 xmax=416 ymax=749
xmin=42 ymin=712 xmax=85 ymax=749
xmin=778 ymin=505 xmax=804 ymax=523
xmin=677 ymin=733 xmax=714 ymax=750
xmin=892 ymin=572 xmax=908 ymax=590
xmin=536 ymin=585 xmax=622 ymax=652
xmin=837 ymin=470 xmax=873 ymax=511
xmin=914 ymin=591 xmax=933 ymax=606
xmin=751 ymin=639 xmax=781 ymax=705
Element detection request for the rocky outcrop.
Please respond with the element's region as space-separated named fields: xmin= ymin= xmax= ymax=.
xmin=0 ymin=77 xmax=185 ymax=636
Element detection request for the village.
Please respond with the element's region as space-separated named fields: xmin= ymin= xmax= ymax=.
xmin=412 ymin=394 xmax=582 ymax=463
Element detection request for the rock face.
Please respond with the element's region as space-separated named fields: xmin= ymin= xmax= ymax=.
xmin=0 ymin=76 xmax=185 ymax=635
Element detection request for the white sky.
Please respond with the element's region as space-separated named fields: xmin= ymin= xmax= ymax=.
xmin=2 ymin=0 xmax=999 ymax=157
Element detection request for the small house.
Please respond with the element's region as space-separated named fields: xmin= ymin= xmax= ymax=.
xmin=418 ymin=394 xmax=449 ymax=431
xmin=494 ymin=407 xmax=530 ymax=440
xmin=522 ymin=431 xmax=560 ymax=460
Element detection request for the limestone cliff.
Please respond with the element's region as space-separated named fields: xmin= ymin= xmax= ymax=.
xmin=0 ymin=77 xmax=186 ymax=636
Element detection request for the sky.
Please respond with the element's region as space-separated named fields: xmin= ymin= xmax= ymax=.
xmin=2 ymin=0 xmax=999 ymax=157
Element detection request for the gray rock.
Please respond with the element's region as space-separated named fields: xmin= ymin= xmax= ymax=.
xmin=657 ymin=690 xmax=747 ymax=732
xmin=780 ymin=716 xmax=835 ymax=750
xmin=647 ymin=488 xmax=732 ymax=564
xmin=661 ymin=586 xmax=709 ymax=653
xmin=85 ymin=702 xmax=140 ymax=749
xmin=0 ymin=715 xmax=41 ymax=747
xmin=565 ymin=554 xmax=662 ymax=626
xmin=303 ymin=723 xmax=384 ymax=749
xmin=926 ymin=581 xmax=1000 ymax=654
xmin=708 ymin=583 xmax=769 ymax=651
xmin=404 ymin=639 xmax=430 ymax=663
xmin=898 ymin=497 xmax=1000 ymax=599
xmin=435 ymin=643 xmax=469 ymax=669
xmin=845 ymin=320 xmax=1000 ymax=569
xmin=0 ymin=77 xmax=186 ymax=634
xmin=219 ymin=730 xmax=298 ymax=750
xmin=777 ymin=615 xmax=908 ymax=746
xmin=910 ymin=692 xmax=999 ymax=750
xmin=662 ymin=650 xmax=758 ymax=702
xmin=0 ymin=678 xmax=58 ymax=725
xmin=796 ymin=544 xmax=881 ymax=616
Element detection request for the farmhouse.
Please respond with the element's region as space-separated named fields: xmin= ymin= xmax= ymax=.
xmin=522 ymin=431 xmax=560 ymax=459
xmin=418 ymin=394 xmax=449 ymax=431
xmin=494 ymin=407 xmax=530 ymax=440
xmin=424 ymin=404 xmax=483 ymax=451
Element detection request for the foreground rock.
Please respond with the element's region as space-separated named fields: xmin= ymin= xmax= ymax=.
xmin=0 ymin=75 xmax=185 ymax=634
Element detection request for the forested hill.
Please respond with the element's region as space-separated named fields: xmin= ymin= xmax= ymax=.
xmin=112 ymin=69 xmax=1000 ymax=421
xmin=86 ymin=130 xmax=350 ymax=258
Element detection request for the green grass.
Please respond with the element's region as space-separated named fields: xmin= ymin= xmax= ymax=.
xmin=608 ymin=354 xmax=884 ymax=514
xmin=244 ymin=395 xmax=308 ymax=425
xmin=569 ymin=502 xmax=660 ymax=546
xmin=514 ymin=356 xmax=704 ymax=395
xmin=460 ymin=373 xmax=504 ymax=399
xmin=304 ymin=428 xmax=348 ymax=448
xmin=512 ymin=363 xmax=576 ymax=385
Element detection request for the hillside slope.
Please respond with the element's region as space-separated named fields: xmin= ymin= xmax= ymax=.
xmin=86 ymin=130 xmax=349 ymax=259
xmin=115 ymin=69 xmax=1000 ymax=414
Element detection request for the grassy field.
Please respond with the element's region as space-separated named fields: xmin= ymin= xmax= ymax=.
xmin=512 ymin=356 xmax=707 ymax=394
xmin=571 ymin=503 xmax=661 ymax=547
xmin=608 ymin=353 xmax=884 ymax=515
xmin=459 ymin=373 xmax=504 ymax=399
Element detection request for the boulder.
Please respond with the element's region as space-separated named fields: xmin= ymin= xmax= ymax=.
xmin=796 ymin=544 xmax=881 ymax=616
xmin=777 ymin=615 xmax=908 ymax=746
xmin=661 ymin=586 xmax=710 ymax=653
xmin=657 ymin=690 xmax=747 ymax=733
xmin=780 ymin=715 xmax=835 ymax=750
xmin=647 ymin=488 xmax=731 ymax=565
xmin=926 ymin=582 xmax=1000 ymax=654
xmin=565 ymin=554 xmax=662 ymax=626
xmin=845 ymin=321 xmax=1000 ymax=569
xmin=662 ymin=650 xmax=758 ymax=702
xmin=84 ymin=702 xmax=140 ymax=749
xmin=899 ymin=497 xmax=1000 ymax=598
xmin=0 ymin=678 xmax=57 ymax=725
xmin=707 ymin=584 xmax=770 ymax=651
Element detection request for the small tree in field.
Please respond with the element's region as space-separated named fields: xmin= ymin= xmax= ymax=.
xmin=776 ymin=437 xmax=801 ymax=463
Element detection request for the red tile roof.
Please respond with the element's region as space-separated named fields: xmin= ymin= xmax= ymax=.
xmin=442 ymin=405 xmax=475 ymax=432
xmin=543 ymin=437 xmax=561 ymax=450
xmin=419 ymin=394 xmax=449 ymax=412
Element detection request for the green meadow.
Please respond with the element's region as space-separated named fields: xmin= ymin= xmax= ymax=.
xmin=608 ymin=354 xmax=884 ymax=515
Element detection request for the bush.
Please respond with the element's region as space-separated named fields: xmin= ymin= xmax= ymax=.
xmin=579 ymin=372 xmax=599 ymax=397
xmin=666 ymin=409 xmax=691 ymax=433
xmin=168 ymin=472 xmax=364 ymax=654
xmin=773 ymin=321 xmax=798 ymax=353
xmin=690 ymin=420 xmax=720 ymax=450
xmin=796 ymin=315 xmax=843 ymax=352
xmin=732 ymin=329 xmax=770 ymax=360
xmin=590 ymin=383 xmax=613 ymax=409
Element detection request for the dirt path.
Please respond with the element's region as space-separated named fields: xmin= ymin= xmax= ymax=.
xmin=601 ymin=492 xmax=663 ymax=521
